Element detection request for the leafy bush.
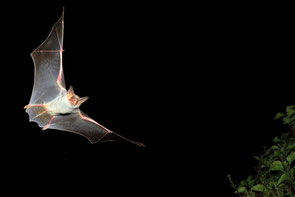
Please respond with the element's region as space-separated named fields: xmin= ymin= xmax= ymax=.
xmin=228 ymin=105 xmax=295 ymax=197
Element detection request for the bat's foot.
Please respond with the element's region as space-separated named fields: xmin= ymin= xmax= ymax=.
xmin=42 ymin=115 xmax=55 ymax=131
xmin=109 ymin=132 xmax=146 ymax=147
xmin=134 ymin=142 xmax=146 ymax=147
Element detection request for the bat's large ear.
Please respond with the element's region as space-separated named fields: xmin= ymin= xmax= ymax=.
xmin=79 ymin=96 xmax=89 ymax=105
xmin=67 ymin=86 xmax=75 ymax=96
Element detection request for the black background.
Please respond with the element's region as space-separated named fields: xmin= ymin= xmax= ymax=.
xmin=1 ymin=1 xmax=294 ymax=196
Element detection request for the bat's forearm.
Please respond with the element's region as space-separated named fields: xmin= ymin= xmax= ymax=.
xmin=24 ymin=104 xmax=46 ymax=109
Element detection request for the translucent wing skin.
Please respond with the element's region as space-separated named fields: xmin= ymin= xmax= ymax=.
xmin=48 ymin=110 xmax=145 ymax=146
xmin=48 ymin=110 xmax=109 ymax=143
xmin=26 ymin=106 xmax=144 ymax=146
xmin=26 ymin=105 xmax=54 ymax=127
xmin=29 ymin=12 xmax=65 ymax=104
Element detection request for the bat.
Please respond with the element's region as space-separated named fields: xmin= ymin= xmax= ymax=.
xmin=24 ymin=10 xmax=144 ymax=146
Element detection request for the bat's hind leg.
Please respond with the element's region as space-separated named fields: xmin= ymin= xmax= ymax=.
xmin=24 ymin=103 xmax=55 ymax=130
xmin=42 ymin=115 xmax=55 ymax=130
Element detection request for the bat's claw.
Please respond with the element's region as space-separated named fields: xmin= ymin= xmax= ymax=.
xmin=135 ymin=142 xmax=146 ymax=147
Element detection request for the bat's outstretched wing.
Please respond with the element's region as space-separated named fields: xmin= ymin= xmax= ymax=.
xmin=29 ymin=11 xmax=65 ymax=104
xmin=48 ymin=110 xmax=145 ymax=146
xmin=25 ymin=10 xmax=144 ymax=146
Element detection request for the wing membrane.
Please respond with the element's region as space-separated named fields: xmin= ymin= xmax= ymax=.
xmin=48 ymin=111 xmax=110 ymax=144
xmin=48 ymin=110 xmax=145 ymax=146
xmin=29 ymin=12 xmax=65 ymax=104
xmin=26 ymin=106 xmax=53 ymax=127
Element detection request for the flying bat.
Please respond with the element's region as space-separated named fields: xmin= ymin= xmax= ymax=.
xmin=24 ymin=10 xmax=144 ymax=146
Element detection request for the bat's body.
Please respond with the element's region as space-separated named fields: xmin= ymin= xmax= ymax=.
xmin=24 ymin=10 xmax=144 ymax=146
xmin=46 ymin=90 xmax=76 ymax=115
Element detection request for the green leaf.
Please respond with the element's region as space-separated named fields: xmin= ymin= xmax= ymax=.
xmin=270 ymin=161 xmax=284 ymax=171
xmin=283 ymin=161 xmax=289 ymax=168
xmin=277 ymin=173 xmax=291 ymax=185
xmin=269 ymin=181 xmax=276 ymax=187
xmin=270 ymin=145 xmax=279 ymax=150
xmin=237 ymin=186 xmax=248 ymax=193
xmin=272 ymin=136 xmax=281 ymax=143
xmin=286 ymin=105 xmax=295 ymax=115
xmin=286 ymin=152 xmax=295 ymax=165
xmin=280 ymin=105 xmax=295 ymax=125
xmin=251 ymin=184 xmax=265 ymax=192
xmin=273 ymin=150 xmax=281 ymax=158
xmin=289 ymin=114 xmax=295 ymax=122
xmin=240 ymin=180 xmax=247 ymax=186
xmin=280 ymin=146 xmax=286 ymax=153
xmin=253 ymin=156 xmax=260 ymax=161
xmin=274 ymin=113 xmax=285 ymax=120
xmin=246 ymin=175 xmax=254 ymax=186
xmin=286 ymin=144 xmax=295 ymax=153
xmin=283 ymin=117 xmax=292 ymax=125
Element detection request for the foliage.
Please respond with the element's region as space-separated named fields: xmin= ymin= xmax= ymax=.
xmin=228 ymin=105 xmax=295 ymax=197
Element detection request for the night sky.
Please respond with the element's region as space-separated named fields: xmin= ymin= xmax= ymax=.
xmin=1 ymin=1 xmax=294 ymax=196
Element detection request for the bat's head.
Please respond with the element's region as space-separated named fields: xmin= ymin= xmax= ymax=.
xmin=67 ymin=86 xmax=89 ymax=107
